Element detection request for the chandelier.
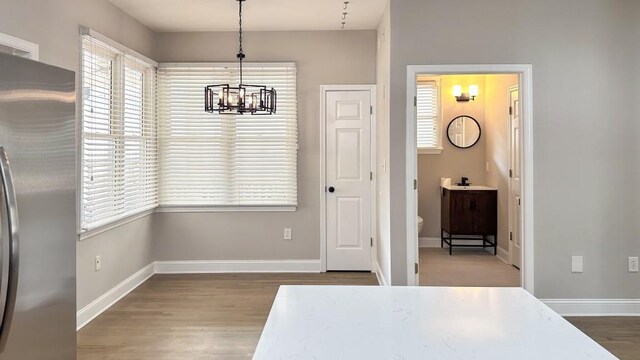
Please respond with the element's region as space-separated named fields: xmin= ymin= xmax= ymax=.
xmin=204 ymin=0 xmax=277 ymax=115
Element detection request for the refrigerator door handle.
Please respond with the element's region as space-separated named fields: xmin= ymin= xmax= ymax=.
xmin=0 ymin=146 xmax=19 ymax=352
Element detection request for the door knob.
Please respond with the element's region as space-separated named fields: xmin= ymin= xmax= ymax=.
xmin=328 ymin=186 xmax=335 ymax=193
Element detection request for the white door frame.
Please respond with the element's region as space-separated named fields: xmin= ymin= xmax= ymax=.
xmin=405 ymin=65 xmax=534 ymax=294
xmin=320 ymin=85 xmax=377 ymax=272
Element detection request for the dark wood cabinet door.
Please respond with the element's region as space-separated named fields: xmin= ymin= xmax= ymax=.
xmin=471 ymin=191 xmax=497 ymax=234
xmin=449 ymin=192 xmax=474 ymax=234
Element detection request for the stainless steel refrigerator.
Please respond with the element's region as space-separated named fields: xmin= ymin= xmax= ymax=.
xmin=0 ymin=52 xmax=76 ymax=359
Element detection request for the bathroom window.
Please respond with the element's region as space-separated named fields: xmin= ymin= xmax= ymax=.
xmin=416 ymin=78 xmax=442 ymax=154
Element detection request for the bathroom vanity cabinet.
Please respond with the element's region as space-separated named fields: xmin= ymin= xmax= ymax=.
xmin=441 ymin=186 xmax=498 ymax=255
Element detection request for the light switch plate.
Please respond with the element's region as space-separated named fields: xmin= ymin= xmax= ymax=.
xmin=629 ymin=257 xmax=639 ymax=272
xmin=571 ymin=256 xmax=583 ymax=273
xmin=284 ymin=228 xmax=292 ymax=240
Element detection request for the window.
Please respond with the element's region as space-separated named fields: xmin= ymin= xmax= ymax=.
xmin=157 ymin=63 xmax=297 ymax=208
xmin=80 ymin=34 xmax=158 ymax=232
xmin=416 ymin=78 xmax=442 ymax=154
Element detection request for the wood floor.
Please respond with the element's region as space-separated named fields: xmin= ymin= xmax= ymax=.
xmin=77 ymin=272 xmax=639 ymax=359
xmin=77 ymin=273 xmax=378 ymax=359
xmin=566 ymin=317 xmax=640 ymax=360
xmin=419 ymin=247 xmax=520 ymax=287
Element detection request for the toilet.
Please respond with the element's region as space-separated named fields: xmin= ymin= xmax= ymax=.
xmin=417 ymin=216 xmax=424 ymax=234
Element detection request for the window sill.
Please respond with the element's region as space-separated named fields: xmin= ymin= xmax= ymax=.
xmin=155 ymin=206 xmax=298 ymax=213
xmin=79 ymin=208 xmax=155 ymax=241
xmin=418 ymin=148 xmax=443 ymax=155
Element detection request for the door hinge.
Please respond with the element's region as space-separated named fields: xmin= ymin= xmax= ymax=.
xmin=509 ymin=169 xmax=513 ymax=178
xmin=370 ymin=171 xmax=373 ymax=181
xmin=413 ymin=179 xmax=417 ymax=190
xmin=414 ymin=96 xmax=417 ymax=107
xmin=519 ymin=198 xmax=521 ymax=206
xmin=370 ymin=237 xmax=373 ymax=247
xmin=510 ymin=231 xmax=513 ymax=241
xmin=370 ymin=105 xmax=373 ymax=115
xmin=509 ymin=106 xmax=513 ymax=115
xmin=414 ymin=263 xmax=419 ymax=274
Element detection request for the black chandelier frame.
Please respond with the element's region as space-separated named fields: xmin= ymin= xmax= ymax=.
xmin=204 ymin=0 xmax=277 ymax=115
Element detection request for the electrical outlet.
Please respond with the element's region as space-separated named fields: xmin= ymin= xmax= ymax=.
xmin=95 ymin=255 xmax=102 ymax=271
xmin=571 ymin=256 xmax=583 ymax=273
xmin=284 ymin=228 xmax=292 ymax=240
xmin=629 ymin=257 xmax=639 ymax=272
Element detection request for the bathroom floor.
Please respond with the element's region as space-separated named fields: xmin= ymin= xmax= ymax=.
xmin=419 ymin=247 xmax=520 ymax=287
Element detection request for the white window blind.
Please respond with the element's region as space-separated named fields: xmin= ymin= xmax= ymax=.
xmin=157 ymin=63 xmax=297 ymax=207
xmin=81 ymin=35 xmax=158 ymax=232
xmin=416 ymin=80 xmax=440 ymax=150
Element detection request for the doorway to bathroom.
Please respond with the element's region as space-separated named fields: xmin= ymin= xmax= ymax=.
xmin=406 ymin=65 xmax=534 ymax=291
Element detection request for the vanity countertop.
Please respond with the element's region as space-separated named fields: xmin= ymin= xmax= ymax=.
xmin=253 ymin=286 xmax=615 ymax=360
xmin=443 ymin=184 xmax=497 ymax=191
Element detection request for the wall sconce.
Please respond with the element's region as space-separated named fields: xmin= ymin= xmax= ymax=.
xmin=453 ymin=84 xmax=478 ymax=102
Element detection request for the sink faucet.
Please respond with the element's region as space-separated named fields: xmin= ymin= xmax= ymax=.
xmin=459 ymin=177 xmax=470 ymax=186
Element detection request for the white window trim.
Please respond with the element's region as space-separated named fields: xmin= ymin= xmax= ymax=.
xmin=416 ymin=76 xmax=443 ymax=155
xmin=78 ymin=28 xmax=159 ymax=236
xmin=155 ymin=206 xmax=297 ymax=213
xmin=0 ymin=32 xmax=39 ymax=60
xmin=80 ymin=27 xmax=157 ymax=67
xmin=79 ymin=208 xmax=155 ymax=240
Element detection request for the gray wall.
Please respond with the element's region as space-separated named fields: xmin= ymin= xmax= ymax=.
xmin=418 ymin=75 xmax=487 ymax=240
xmin=0 ymin=0 xmax=156 ymax=309
xmin=153 ymin=31 xmax=377 ymax=261
xmin=389 ymin=0 xmax=640 ymax=297
xmin=375 ymin=1 xmax=392 ymax=284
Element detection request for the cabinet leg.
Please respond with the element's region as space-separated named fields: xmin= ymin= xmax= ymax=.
xmin=494 ymin=234 xmax=497 ymax=255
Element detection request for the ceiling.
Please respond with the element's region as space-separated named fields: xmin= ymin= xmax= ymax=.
xmin=108 ymin=0 xmax=387 ymax=32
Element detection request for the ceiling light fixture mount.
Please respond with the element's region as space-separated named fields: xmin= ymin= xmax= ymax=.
xmin=205 ymin=0 xmax=276 ymax=115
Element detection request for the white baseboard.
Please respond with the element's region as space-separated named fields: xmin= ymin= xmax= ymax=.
xmin=419 ymin=237 xmax=441 ymax=248
xmin=374 ymin=261 xmax=389 ymax=286
xmin=77 ymin=259 xmax=321 ymax=330
xmin=76 ymin=262 xmax=155 ymax=331
xmin=154 ymin=259 xmax=322 ymax=274
xmin=496 ymin=247 xmax=510 ymax=264
xmin=542 ymin=299 xmax=640 ymax=316
xmin=420 ymin=237 xmax=510 ymax=262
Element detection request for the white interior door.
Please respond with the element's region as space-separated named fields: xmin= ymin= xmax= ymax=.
xmin=325 ymin=90 xmax=372 ymax=271
xmin=509 ymin=87 xmax=522 ymax=269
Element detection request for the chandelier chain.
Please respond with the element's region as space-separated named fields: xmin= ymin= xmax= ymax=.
xmin=204 ymin=0 xmax=277 ymax=115
xmin=238 ymin=0 xmax=244 ymax=84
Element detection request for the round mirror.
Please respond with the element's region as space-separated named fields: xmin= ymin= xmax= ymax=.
xmin=447 ymin=115 xmax=481 ymax=149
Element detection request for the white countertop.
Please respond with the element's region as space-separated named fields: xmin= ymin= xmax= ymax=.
xmin=254 ymin=286 xmax=615 ymax=360
xmin=443 ymin=184 xmax=497 ymax=190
